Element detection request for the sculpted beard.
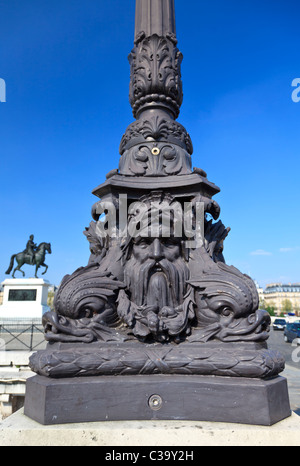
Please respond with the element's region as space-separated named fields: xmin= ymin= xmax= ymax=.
xmin=124 ymin=254 xmax=190 ymax=309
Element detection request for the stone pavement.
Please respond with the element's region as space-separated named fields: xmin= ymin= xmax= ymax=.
xmin=282 ymin=365 xmax=300 ymax=415
xmin=1 ymin=408 xmax=300 ymax=446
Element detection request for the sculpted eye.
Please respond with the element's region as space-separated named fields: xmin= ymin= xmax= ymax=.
xmin=139 ymin=241 xmax=148 ymax=248
xmin=221 ymin=308 xmax=232 ymax=317
xmin=162 ymin=238 xmax=178 ymax=248
xmin=165 ymin=242 xmax=176 ymax=248
xmin=135 ymin=238 xmax=152 ymax=248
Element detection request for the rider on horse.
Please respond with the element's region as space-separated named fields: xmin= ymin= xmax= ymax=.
xmin=24 ymin=235 xmax=37 ymax=265
xmin=5 ymin=237 xmax=51 ymax=278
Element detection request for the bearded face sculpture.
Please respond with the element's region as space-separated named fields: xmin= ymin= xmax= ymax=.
xmin=118 ymin=235 xmax=193 ymax=342
xmin=42 ymin=191 xmax=270 ymax=346
xmin=31 ymin=190 xmax=284 ymax=382
xmin=124 ymin=236 xmax=188 ymax=308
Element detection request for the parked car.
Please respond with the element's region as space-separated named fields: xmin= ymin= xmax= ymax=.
xmin=273 ymin=318 xmax=286 ymax=330
xmin=284 ymin=322 xmax=300 ymax=344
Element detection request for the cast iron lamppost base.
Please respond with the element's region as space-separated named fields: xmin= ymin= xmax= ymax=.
xmin=24 ymin=0 xmax=291 ymax=426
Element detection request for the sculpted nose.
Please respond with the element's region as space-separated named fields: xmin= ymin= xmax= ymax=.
xmin=151 ymin=238 xmax=163 ymax=261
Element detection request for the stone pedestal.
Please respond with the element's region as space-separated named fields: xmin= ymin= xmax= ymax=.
xmin=24 ymin=373 xmax=291 ymax=427
xmin=0 ymin=279 xmax=50 ymax=319
xmin=1 ymin=408 xmax=300 ymax=446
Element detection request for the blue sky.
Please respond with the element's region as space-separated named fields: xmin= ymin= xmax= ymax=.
xmin=0 ymin=0 xmax=299 ymax=289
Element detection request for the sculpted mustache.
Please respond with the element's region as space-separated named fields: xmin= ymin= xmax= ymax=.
xmin=145 ymin=258 xmax=174 ymax=276
xmin=125 ymin=257 xmax=189 ymax=307
xmin=137 ymin=258 xmax=189 ymax=285
xmin=125 ymin=259 xmax=172 ymax=305
xmin=146 ymin=258 xmax=184 ymax=299
xmin=140 ymin=259 xmax=171 ymax=296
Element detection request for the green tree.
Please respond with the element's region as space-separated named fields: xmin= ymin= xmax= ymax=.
xmin=47 ymin=291 xmax=55 ymax=310
xmin=294 ymin=304 xmax=300 ymax=317
xmin=281 ymin=299 xmax=293 ymax=314
xmin=266 ymin=305 xmax=276 ymax=316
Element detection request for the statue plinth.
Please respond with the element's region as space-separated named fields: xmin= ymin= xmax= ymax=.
xmin=0 ymin=278 xmax=50 ymax=320
xmin=24 ymin=0 xmax=291 ymax=426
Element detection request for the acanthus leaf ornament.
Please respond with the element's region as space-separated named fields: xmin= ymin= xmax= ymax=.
xmin=129 ymin=33 xmax=183 ymax=119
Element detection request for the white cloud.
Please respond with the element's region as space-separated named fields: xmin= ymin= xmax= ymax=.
xmin=250 ymin=249 xmax=272 ymax=256
xmin=279 ymin=247 xmax=300 ymax=253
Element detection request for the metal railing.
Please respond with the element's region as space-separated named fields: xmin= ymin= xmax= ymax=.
xmin=0 ymin=319 xmax=46 ymax=351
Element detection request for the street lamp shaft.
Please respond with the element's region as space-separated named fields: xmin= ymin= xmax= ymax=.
xmin=135 ymin=0 xmax=176 ymax=39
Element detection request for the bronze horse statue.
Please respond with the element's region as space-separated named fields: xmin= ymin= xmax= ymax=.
xmin=6 ymin=242 xmax=52 ymax=278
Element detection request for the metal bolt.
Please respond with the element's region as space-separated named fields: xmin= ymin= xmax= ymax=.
xmin=148 ymin=394 xmax=163 ymax=411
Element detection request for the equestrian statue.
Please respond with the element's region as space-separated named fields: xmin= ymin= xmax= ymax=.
xmin=5 ymin=235 xmax=52 ymax=278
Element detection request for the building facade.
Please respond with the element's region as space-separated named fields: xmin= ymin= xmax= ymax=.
xmin=263 ymin=283 xmax=300 ymax=316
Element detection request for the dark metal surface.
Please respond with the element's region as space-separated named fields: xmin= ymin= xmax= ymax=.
xmin=29 ymin=340 xmax=285 ymax=379
xmin=29 ymin=0 xmax=282 ymax=374
xmin=135 ymin=0 xmax=176 ymax=39
xmin=24 ymin=374 xmax=291 ymax=426
xmin=24 ymin=0 xmax=291 ymax=425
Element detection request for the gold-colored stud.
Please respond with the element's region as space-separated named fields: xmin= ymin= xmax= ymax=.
xmin=151 ymin=147 xmax=160 ymax=156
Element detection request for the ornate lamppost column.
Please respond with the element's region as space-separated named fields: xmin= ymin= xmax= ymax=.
xmin=135 ymin=0 xmax=176 ymax=39
xmin=24 ymin=0 xmax=291 ymax=426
